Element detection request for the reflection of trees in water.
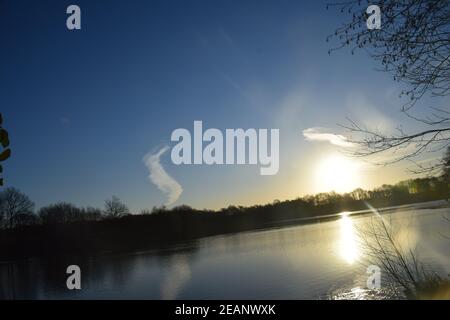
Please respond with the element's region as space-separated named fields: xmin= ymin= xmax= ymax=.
xmin=0 ymin=260 xmax=61 ymax=299
xmin=0 ymin=244 xmax=199 ymax=299
xmin=1 ymin=258 xmax=85 ymax=299
xmin=0 ymin=263 xmax=15 ymax=299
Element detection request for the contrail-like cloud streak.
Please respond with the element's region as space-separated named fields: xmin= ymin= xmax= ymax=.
xmin=143 ymin=146 xmax=182 ymax=206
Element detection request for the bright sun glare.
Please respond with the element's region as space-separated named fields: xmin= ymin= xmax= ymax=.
xmin=315 ymin=155 xmax=361 ymax=194
xmin=339 ymin=213 xmax=360 ymax=264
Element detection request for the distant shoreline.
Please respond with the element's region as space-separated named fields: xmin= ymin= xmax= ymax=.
xmin=223 ymin=199 xmax=448 ymax=241
xmin=262 ymin=199 xmax=449 ymax=229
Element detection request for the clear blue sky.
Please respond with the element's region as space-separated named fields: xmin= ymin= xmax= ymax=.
xmin=1 ymin=0 xmax=437 ymax=212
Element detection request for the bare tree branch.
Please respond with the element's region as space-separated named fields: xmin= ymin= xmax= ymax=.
xmin=329 ymin=0 xmax=450 ymax=173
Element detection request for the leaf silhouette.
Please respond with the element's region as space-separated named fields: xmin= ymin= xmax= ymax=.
xmin=0 ymin=149 xmax=11 ymax=161
xmin=0 ymin=129 xmax=9 ymax=148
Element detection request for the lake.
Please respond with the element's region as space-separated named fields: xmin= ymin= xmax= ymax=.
xmin=1 ymin=202 xmax=449 ymax=299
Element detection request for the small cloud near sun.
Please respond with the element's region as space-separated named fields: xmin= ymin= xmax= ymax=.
xmin=303 ymin=127 xmax=354 ymax=148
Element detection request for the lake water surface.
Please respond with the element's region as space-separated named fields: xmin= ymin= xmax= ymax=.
xmin=1 ymin=203 xmax=449 ymax=299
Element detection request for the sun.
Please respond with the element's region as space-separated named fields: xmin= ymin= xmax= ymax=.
xmin=315 ymin=154 xmax=361 ymax=194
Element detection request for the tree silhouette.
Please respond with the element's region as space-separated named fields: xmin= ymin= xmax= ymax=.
xmin=0 ymin=187 xmax=34 ymax=229
xmin=104 ymin=196 xmax=130 ymax=218
xmin=39 ymin=202 xmax=83 ymax=225
xmin=15 ymin=212 xmax=38 ymax=227
xmin=328 ymin=0 xmax=450 ymax=173
xmin=0 ymin=113 xmax=11 ymax=186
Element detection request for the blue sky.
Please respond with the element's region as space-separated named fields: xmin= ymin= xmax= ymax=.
xmin=0 ymin=0 xmax=440 ymax=212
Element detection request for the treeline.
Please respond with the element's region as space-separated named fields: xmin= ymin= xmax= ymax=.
xmin=0 ymin=173 xmax=448 ymax=259
xmin=0 ymin=191 xmax=130 ymax=230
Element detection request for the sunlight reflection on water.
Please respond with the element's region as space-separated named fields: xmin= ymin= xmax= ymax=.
xmin=330 ymin=286 xmax=403 ymax=300
xmin=338 ymin=213 xmax=360 ymax=264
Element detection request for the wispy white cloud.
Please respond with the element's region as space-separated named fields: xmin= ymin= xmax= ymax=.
xmin=303 ymin=127 xmax=438 ymax=170
xmin=303 ymin=127 xmax=354 ymax=147
xmin=143 ymin=146 xmax=182 ymax=206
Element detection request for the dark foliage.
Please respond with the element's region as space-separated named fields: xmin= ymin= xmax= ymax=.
xmin=0 ymin=188 xmax=34 ymax=229
xmin=0 ymin=113 xmax=11 ymax=186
